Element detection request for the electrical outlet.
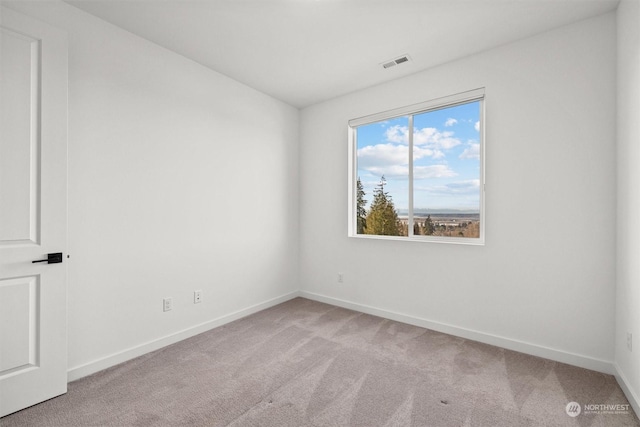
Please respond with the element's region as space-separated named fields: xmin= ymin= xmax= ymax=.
xmin=628 ymin=332 xmax=633 ymax=352
xmin=163 ymin=297 xmax=172 ymax=312
xmin=337 ymin=273 xmax=344 ymax=283
xmin=194 ymin=290 xmax=202 ymax=304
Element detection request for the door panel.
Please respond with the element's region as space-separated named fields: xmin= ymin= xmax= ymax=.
xmin=0 ymin=27 xmax=40 ymax=244
xmin=0 ymin=6 xmax=68 ymax=417
xmin=0 ymin=276 xmax=38 ymax=373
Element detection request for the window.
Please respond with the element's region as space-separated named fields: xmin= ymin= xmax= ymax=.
xmin=348 ymin=89 xmax=485 ymax=244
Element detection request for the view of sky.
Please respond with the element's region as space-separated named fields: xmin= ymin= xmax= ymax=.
xmin=356 ymin=101 xmax=481 ymax=212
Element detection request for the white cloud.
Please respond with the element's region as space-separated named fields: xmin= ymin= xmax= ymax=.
xmin=444 ymin=118 xmax=458 ymax=127
xmin=413 ymin=127 xmax=461 ymax=149
xmin=364 ymin=165 xmax=409 ymax=179
xmin=414 ymin=146 xmax=444 ymax=160
xmin=415 ymin=179 xmax=480 ymax=195
xmin=357 ymin=143 xmax=449 ymax=172
xmin=385 ymin=125 xmax=461 ymax=150
xmin=358 ymin=123 xmax=466 ymax=179
xmin=474 ymin=121 xmax=480 ymax=132
xmin=459 ymin=142 xmax=480 ymax=160
xmin=446 ymin=179 xmax=480 ymax=193
xmin=357 ymin=143 xmax=408 ymax=168
xmin=385 ymin=125 xmax=409 ymax=144
xmin=360 ymin=164 xmax=457 ymax=180
xmin=413 ymin=165 xmax=458 ymax=179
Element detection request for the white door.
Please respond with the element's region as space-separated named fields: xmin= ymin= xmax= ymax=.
xmin=0 ymin=6 xmax=68 ymax=417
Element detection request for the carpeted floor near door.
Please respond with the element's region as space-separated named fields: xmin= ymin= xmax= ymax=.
xmin=1 ymin=297 xmax=638 ymax=426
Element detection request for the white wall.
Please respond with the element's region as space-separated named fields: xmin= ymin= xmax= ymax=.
xmin=300 ymin=13 xmax=617 ymax=371
xmin=616 ymin=0 xmax=640 ymax=413
xmin=5 ymin=1 xmax=299 ymax=377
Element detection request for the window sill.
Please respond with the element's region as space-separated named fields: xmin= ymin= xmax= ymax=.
xmin=349 ymin=234 xmax=485 ymax=246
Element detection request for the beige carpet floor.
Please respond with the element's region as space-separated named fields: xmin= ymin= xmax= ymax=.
xmin=1 ymin=297 xmax=638 ymax=426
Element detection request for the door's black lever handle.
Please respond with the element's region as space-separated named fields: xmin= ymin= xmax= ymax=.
xmin=32 ymin=253 xmax=63 ymax=264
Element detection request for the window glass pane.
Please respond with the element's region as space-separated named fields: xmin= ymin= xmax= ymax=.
xmin=412 ymin=101 xmax=481 ymax=238
xmin=356 ymin=116 xmax=409 ymax=236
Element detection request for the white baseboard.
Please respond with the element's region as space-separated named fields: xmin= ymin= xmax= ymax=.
xmin=300 ymin=291 xmax=615 ymax=375
xmin=614 ymin=363 xmax=640 ymax=419
xmin=67 ymin=291 xmax=300 ymax=382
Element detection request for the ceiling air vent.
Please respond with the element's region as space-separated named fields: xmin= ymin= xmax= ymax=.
xmin=381 ymin=54 xmax=411 ymax=69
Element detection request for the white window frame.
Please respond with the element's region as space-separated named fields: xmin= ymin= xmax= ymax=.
xmin=348 ymin=88 xmax=485 ymax=245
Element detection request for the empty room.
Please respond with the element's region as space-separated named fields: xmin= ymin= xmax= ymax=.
xmin=1 ymin=0 xmax=639 ymax=425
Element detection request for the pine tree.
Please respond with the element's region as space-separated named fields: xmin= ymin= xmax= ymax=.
xmin=423 ymin=215 xmax=435 ymax=235
xmin=356 ymin=178 xmax=367 ymax=234
xmin=364 ymin=176 xmax=401 ymax=236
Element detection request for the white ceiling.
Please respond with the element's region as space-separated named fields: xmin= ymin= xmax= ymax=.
xmin=66 ymin=0 xmax=619 ymax=108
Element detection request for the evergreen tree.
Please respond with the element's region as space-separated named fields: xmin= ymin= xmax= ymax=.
xmin=364 ymin=176 xmax=401 ymax=236
xmin=356 ymin=178 xmax=367 ymax=234
xmin=423 ymin=215 xmax=435 ymax=235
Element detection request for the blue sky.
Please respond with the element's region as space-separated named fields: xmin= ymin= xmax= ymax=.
xmin=356 ymin=101 xmax=481 ymax=212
